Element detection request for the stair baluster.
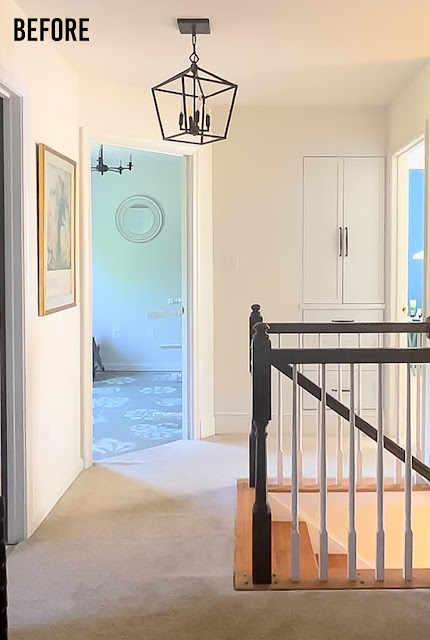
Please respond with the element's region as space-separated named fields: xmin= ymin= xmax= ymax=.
xmin=276 ymin=333 xmax=284 ymax=485
xmin=336 ymin=334 xmax=343 ymax=485
xmin=376 ymin=362 xmax=385 ymax=581
xmin=319 ymin=364 xmax=328 ymax=581
xmin=348 ymin=363 xmax=357 ymax=580
xmin=395 ymin=333 xmax=402 ymax=485
xmin=404 ymin=363 xmax=413 ymax=580
xmin=415 ymin=351 xmax=423 ymax=476
xmin=356 ymin=334 xmax=363 ymax=486
xmin=298 ymin=333 xmax=304 ymax=486
xmin=291 ymin=364 xmax=300 ymax=581
xmin=316 ymin=333 xmax=322 ymax=486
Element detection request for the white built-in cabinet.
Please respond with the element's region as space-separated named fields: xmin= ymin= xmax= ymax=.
xmin=303 ymin=156 xmax=385 ymax=305
xmin=302 ymin=155 xmax=386 ymax=417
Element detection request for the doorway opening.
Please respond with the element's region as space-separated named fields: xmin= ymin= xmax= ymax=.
xmin=395 ymin=139 xmax=425 ymax=323
xmin=91 ymin=144 xmax=187 ymax=461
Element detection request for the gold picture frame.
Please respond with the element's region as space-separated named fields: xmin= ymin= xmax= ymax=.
xmin=37 ymin=144 xmax=77 ymax=315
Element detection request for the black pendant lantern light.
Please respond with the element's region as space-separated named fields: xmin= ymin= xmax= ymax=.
xmin=91 ymin=145 xmax=133 ymax=176
xmin=151 ymin=18 xmax=238 ymax=145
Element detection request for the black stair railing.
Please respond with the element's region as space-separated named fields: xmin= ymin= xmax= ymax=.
xmin=248 ymin=304 xmax=430 ymax=585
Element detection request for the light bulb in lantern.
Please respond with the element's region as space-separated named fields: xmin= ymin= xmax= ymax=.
xmin=205 ymin=109 xmax=212 ymax=131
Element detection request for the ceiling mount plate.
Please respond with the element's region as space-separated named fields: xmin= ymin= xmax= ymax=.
xmin=177 ymin=18 xmax=211 ymax=35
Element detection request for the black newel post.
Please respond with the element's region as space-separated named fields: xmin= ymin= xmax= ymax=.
xmin=249 ymin=304 xmax=263 ymax=488
xmin=252 ymin=322 xmax=272 ymax=585
xmin=249 ymin=304 xmax=263 ymax=373
xmin=0 ymin=498 xmax=7 ymax=638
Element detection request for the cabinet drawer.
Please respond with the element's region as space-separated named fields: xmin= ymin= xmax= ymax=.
xmin=301 ymin=308 xmax=384 ymax=348
xmin=302 ymin=308 xmax=384 ymax=323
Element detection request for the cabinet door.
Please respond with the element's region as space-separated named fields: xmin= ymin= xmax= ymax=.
xmin=342 ymin=157 xmax=385 ymax=304
xmin=303 ymin=157 xmax=342 ymax=304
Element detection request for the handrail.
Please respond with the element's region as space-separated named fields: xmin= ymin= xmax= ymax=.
xmin=271 ymin=346 xmax=430 ymax=365
xmin=265 ymin=320 xmax=430 ymax=335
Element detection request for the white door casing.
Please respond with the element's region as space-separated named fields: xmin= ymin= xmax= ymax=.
xmin=80 ymin=129 xmax=215 ymax=468
xmin=422 ymin=120 xmax=430 ymax=466
xmin=0 ymin=81 xmax=26 ymax=543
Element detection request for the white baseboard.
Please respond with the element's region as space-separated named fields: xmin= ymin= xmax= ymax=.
xmin=215 ymin=413 xmax=326 ymax=435
xmin=103 ymin=363 xmax=181 ymax=372
xmin=215 ymin=413 xmax=250 ymax=434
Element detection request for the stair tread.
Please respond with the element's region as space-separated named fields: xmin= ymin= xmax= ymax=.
xmin=273 ymin=520 xmax=318 ymax=582
xmin=316 ymin=554 xmax=348 ymax=570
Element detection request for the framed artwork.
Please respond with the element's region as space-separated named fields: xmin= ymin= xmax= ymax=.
xmin=37 ymin=144 xmax=77 ymax=315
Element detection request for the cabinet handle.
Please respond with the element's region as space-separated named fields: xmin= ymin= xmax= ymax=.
xmin=339 ymin=227 xmax=343 ymax=257
xmin=345 ymin=226 xmax=349 ymax=257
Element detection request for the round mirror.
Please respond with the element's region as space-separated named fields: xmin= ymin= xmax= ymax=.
xmin=115 ymin=195 xmax=164 ymax=243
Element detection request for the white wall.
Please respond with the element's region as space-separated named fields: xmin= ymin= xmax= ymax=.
xmin=0 ymin=0 xmax=81 ymax=535
xmin=212 ymin=106 xmax=388 ymax=433
xmin=389 ymin=63 xmax=430 ymax=155
xmin=79 ymin=76 xmax=163 ymax=140
xmin=92 ymin=145 xmax=184 ymax=371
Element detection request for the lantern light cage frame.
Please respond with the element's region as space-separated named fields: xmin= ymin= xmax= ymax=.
xmin=151 ymin=18 xmax=238 ymax=145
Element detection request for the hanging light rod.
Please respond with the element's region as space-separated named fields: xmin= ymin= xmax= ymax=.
xmin=151 ymin=18 xmax=238 ymax=145
xmin=91 ymin=145 xmax=133 ymax=176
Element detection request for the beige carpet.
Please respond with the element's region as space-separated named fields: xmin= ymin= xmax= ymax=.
xmin=7 ymin=435 xmax=430 ymax=639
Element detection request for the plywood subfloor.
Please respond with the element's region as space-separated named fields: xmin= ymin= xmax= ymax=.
xmin=234 ymin=479 xmax=430 ymax=590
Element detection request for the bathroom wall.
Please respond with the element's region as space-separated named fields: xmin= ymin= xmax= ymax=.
xmin=92 ymin=145 xmax=184 ymax=371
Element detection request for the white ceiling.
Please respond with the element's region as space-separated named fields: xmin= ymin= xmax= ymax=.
xmin=14 ymin=0 xmax=430 ymax=106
